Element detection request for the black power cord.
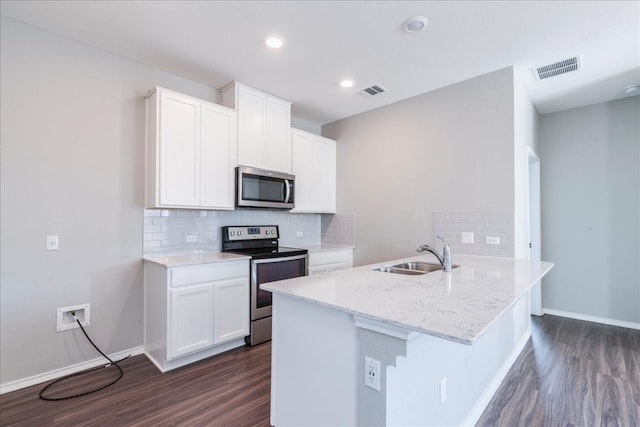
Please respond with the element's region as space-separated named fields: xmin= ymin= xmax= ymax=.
xmin=39 ymin=313 xmax=130 ymax=401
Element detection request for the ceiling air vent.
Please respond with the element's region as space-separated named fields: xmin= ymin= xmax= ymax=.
xmin=534 ymin=55 xmax=581 ymax=80
xmin=356 ymin=84 xmax=387 ymax=98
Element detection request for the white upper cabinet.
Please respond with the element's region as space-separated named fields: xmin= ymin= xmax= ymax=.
xmin=146 ymin=86 xmax=237 ymax=210
xmin=291 ymin=128 xmax=336 ymax=213
xmin=221 ymin=82 xmax=292 ymax=173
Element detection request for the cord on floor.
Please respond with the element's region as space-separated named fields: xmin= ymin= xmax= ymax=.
xmin=39 ymin=312 xmax=130 ymax=401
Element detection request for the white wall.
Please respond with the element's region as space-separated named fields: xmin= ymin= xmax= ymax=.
xmin=539 ymin=96 xmax=640 ymax=323
xmin=322 ymin=67 xmax=515 ymax=266
xmin=0 ymin=17 xmax=221 ymax=385
xmin=513 ymin=70 xmax=540 ymax=259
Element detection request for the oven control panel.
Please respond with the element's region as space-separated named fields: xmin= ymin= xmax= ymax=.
xmin=223 ymin=225 xmax=279 ymax=241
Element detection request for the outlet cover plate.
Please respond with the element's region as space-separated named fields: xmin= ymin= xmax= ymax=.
xmin=364 ymin=356 xmax=381 ymax=391
xmin=56 ymin=303 xmax=90 ymax=331
xmin=486 ymin=236 xmax=500 ymax=245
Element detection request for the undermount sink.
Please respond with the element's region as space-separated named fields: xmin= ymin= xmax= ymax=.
xmin=373 ymin=261 xmax=459 ymax=275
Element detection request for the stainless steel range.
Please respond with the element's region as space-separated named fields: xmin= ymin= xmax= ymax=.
xmin=221 ymin=225 xmax=308 ymax=346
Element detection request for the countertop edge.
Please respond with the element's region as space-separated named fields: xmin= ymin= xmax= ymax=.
xmin=263 ymin=255 xmax=555 ymax=344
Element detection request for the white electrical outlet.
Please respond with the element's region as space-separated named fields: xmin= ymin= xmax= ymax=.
xmin=56 ymin=304 xmax=90 ymax=331
xmin=185 ymin=235 xmax=197 ymax=243
xmin=364 ymin=356 xmax=381 ymax=391
xmin=486 ymin=236 xmax=500 ymax=245
xmin=296 ymin=231 xmax=303 ymax=237
xmin=440 ymin=377 xmax=447 ymax=406
xmin=461 ymin=232 xmax=474 ymax=244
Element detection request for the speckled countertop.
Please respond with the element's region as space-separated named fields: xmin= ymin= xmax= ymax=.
xmin=143 ymin=251 xmax=250 ymax=267
xmin=262 ymin=254 xmax=554 ymax=344
xmin=298 ymin=244 xmax=354 ymax=253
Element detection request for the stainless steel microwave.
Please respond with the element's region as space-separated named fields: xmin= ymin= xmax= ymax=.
xmin=236 ymin=165 xmax=295 ymax=209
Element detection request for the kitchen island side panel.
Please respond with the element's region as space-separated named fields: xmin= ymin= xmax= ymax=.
xmin=270 ymin=293 xmax=358 ymax=426
xmin=270 ymin=285 xmax=533 ymax=426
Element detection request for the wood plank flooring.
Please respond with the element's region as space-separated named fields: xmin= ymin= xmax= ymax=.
xmin=477 ymin=315 xmax=640 ymax=427
xmin=0 ymin=344 xmax=272 ymax=426
xmin=1 ymin=315 xmax=638 ymax=426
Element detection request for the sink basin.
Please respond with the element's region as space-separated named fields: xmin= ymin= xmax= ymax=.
xmin=373 ymin=261 xmax=459 ymax=275
xmin=373 ymin=266 xmax=427 ymax=275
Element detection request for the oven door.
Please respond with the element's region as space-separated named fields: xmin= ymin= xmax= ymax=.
xmin=250 ymin=254 xmax=308 ymax=321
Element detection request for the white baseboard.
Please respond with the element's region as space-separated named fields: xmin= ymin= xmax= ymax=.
xmin=461 ymin=328 xmax=532 ymax=427
xmin=543 ymin=308 xmax=640 ymax=330
xmin=0 ymin=346 xmax=145 ymax=395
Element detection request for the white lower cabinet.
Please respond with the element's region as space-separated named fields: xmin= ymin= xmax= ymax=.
xmin=308 ymin=248 xmax=354 ymax=275
xmin=169 ymin=283 xmax=215 ymax=359
xmin=144 ymin=259 xmax=249 ymax=372
xmin=212 ymin=277 xmax=250 ymax=344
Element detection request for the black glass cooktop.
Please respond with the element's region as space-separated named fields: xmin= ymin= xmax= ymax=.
xmin=228 ymin=246 xmax=308 ymax=260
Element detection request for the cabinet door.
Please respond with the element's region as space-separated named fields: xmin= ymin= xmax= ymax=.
xmin=264 ymin=97 xmax=292 ymax=173
xmin=213 ymin=277 xmax=249 ymax=344
xmin=313 ymin=136 xmax=336 ymax=212
xmin=168 ymin=283 xmax=214 ymax=360
xmin=159 ymin=91 xmax=200 ymax=206
xmin=291 ymin=129 xmax=336 ymax=213
xmin=308 ymin=249 xmax=353 ymax=275
xmin=200 ymin=103 xmax=237 ymax=209
xmin=236 ymin=85 xmax=265 ymax=168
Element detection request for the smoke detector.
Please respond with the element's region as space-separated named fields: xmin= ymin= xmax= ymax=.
xmin=534 ymin=55 xmax=582 ymax=80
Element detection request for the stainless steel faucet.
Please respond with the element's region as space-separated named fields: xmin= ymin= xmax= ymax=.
xmin=417 ymin=236 xmax=452 ymax=272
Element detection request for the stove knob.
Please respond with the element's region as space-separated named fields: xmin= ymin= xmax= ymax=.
xmin=230 ymin=231 xmax=235 ymax=237
xmin=237 ymin=231 xmax=242 ymax=236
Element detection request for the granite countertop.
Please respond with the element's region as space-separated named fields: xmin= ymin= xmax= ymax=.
xmin=298 ymin=244 xmax=355 ymax=253
xmin=262 ymin=253 xmax=554 ymax=344
xmin=143 ymin=244 xmax=352 ymax=267
xmin=143 ymin=251 xmax=250 ymax=267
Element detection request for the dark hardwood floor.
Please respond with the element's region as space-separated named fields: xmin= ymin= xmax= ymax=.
xmin=0 ymin=343 xmax=272 ymax=427
xmin=477 ymin=315 xmax=640 ymax=427
xmin=1 ymin=315 xmax=638 ymax=426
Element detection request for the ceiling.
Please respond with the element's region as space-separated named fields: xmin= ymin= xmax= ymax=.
xmin=2 ymin=1 xmax=639 ymax=126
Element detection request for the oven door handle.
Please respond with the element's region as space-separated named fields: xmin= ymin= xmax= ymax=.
xmin=251 ymin=254 xmax=308 ymax=264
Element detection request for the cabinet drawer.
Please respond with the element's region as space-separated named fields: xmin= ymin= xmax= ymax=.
xmin=170 ymin=261 xmax=248 ymax=287
xmin=309 ymin=249 xmax=353 ymax=268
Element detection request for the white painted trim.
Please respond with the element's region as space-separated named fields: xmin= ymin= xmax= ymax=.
xmin=460 ymin=329 xmax=531 ymax=427
xmin=0 ymin=346 xmax=145 ymax=395
xmin=353 ymin=316 xmax=419 ymax=341
xmin=543 ymin=309 xmax=640 ymax=330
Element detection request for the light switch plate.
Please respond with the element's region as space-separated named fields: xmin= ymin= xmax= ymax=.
xmin=461 ymin=232 xmax=474 ymax=244
xmin=46 ymin=235 xmax=59 ymax=251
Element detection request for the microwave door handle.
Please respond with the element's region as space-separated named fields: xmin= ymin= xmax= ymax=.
xmin=284 ymin=179 xmax=291 ymax=203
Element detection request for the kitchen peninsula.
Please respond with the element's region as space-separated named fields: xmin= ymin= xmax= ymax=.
xmin=263 ymin=253 xmax=554 ymax=426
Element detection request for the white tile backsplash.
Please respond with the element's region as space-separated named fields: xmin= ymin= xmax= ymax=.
xmin=321 ymin=213 xmax=355 ymax=246
xmin=143 ymin=209 xmax=323 ymax=256
xmin=434 ymin=210 xmax=514 ymax=258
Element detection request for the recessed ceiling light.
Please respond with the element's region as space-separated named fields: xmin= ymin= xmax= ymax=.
xmin=340 ymin=80 xmax=354 ymax=89
xmin=265 ymin=35 xmax=284 ymax=49
xmin=402 ymin=16 xmax=428 ymax=33
xmin=624 ymin=85 xmax=640 ymax=95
